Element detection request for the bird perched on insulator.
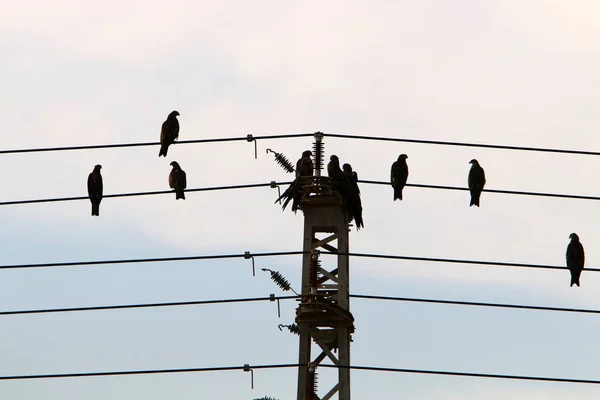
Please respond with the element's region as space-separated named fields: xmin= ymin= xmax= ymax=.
xmin=159 ymin=110 xmax=180 ymax=157
xmin=87 ymin=164 xmax=103 ymax=216
xmin=169 ymin=161 xmax=187 ymax=200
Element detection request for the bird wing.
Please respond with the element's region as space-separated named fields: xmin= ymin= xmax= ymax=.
xmin=468 ymin=165 xmax=485 ymax=189
xmin=87 ymin=173 xmax=95 ymax=197
xmin=180 ymin=170 xmax=187 ymax=190
xmin=567 ymin=241 xmax=585 ymax=269
xmin=169 ymin=169 xmax=176 ymax=189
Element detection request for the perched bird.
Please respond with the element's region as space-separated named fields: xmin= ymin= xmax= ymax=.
xmin=296 ymin=150 xmax=314 ymax=178
xmin=277 ymin=150 xmax=313 ymax=212
xmin=159 ymin=110 xmax=180 ymax=157
xmin=342 ymin=163 xmax=364 ymax=229
xmin=468 ymin=159 xmax=486 ymax=207
xmin=327 ymin=155 xmax=344 ymax=184
xmin=390 ymin=154 xmax=409 ymax=201
xmin=566 ymin=233 xmax=585 ymax=287
xmin=87 ymin=164 xmax=103 ymax=216
xmin=169 ymin=161 xmax=187 ymax=200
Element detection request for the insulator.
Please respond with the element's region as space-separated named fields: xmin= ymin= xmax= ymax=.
xmin=306 ymin=366 xmax=318 ymax=399
xmin=278 ymin=323 xmax=300 ymax=335
xmin=266 ymin=148 xmax=295 ymax=173
xmin=268 ymin=270 xmax=292 ymax=291
xmin=309 ymin=251 xmax=322 ymax=288
xmin=312 ymin=132 xmax=324 ymax=173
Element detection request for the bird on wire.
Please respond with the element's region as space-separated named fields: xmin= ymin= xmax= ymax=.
xmin=468 ymin=159 xmax=486 ymax=207
xmin=566 ymin=233 xmax=585 ymax=287
xmin=390 ymin=154 xmax=408 ymax=201
xmin=169 ymin=161 xmax=187 ymax=200
xmin=159 ymin=110 xmax=180 ymax=157
xmin=87 ymin=164 xmax=103 ymax=216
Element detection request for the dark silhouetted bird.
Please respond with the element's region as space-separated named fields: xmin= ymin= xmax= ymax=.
xmin=87 ymin=164 xmax=103 ymax=216
xmin=566 ymin=233 xmax=585 ymax=287
xmin=296 ymin=150 xmax=314 ymax=178
xmin=159 ymin=110 xmax=180 ymax=157
xmin=169 ymin=161 xmax=187 ymax=200
xmin=327 ymin=155 xmax=344 ymax=184
xmin=468 ymin=159 xmax=486 ymax=207
xmin=391 ymin=154 xmax=409 ymax=201
xmin=343 ymin=163 xmax=363 ymax=229
xmin=276 ymin=150 xmax=313 ymax=212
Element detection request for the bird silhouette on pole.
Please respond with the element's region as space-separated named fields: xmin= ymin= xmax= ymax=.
xmin=391 ymin=154 xmax=408 ymax=201
xmin=159 ymin=110 xmax=180 ymax=157
xmin=87 ymin=164 xmax=103 ymax=216
xmin=566 ymin=233 xmax=585 ymax=287
xmin=169 ymin=161 xmax=187 ymax=200
xmin=468 ymin=159 xmax=486 ymax=207
xmin=276 ymin=150 xmax=313 ymax=212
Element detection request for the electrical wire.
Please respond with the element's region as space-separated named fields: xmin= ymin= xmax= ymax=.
xmin=0 ymin=250 xmax=592 ymax=272
xmin=320 ymin=364 xmax=600 ymax=385
xmin=333 ymin=252 xmax=600 ymax=273
xmin=0 ymin=364 xmax=300 ymax=381
xmin=0 ymin=251 xmax=304 ymax=270
xmin=0 ymin=133 xmax=314 ymax=155
xmin=0 ymin=182 xmax=292 ymax=206
xmin=360 ymin=180 xmax=600 ymax=201
xmin=2 ymin=362 xmax=598 ymax=385
xmin=350 ymin=294 xmax=600 ymax=315
xmin=326 ymin=133 xmax=600 ymax=157
xmin=0 ymin=295 xmax=298 ymax=316
xmin=2 ymin=179 xmax=600 ymax=207
xmin=2 ymin=132 xmax=599 ymax=157
xmin=1 ymin=293 xmax=597 ymax=318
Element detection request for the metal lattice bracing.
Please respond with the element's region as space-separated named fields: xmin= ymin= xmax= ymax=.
xmin=295 ymin=163 xmax=355 ymax=400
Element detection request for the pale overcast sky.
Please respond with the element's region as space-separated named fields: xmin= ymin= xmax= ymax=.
xmin=1 ymin=1 xmax=600 ymax=399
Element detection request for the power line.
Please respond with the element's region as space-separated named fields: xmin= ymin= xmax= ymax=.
xmin=3 ymin=132 xmax=599 ymax=157
xmin=350 ymin=294 xmax=600 ymax=315
xmin=0 ymin=251 xmax=304 ymax=270
xmin=333 ymin=252 xmax=600 ymax=273
xmin=320 ymin=364 xmax=600 ymax=385
xmin=0 ymin=250 xmax=590 ymax=273
xmin=2 ymin=362 xmax=598 ymax=385
xmin=2 ymin=293 xmax=598 ymax=318
xmin=0 ymin=295 xmax=298 ymax=316
xmin=3 ymin=179 xmax=600 ymax=207
xmin=327 ymin=133 xmax=600 ymax=157
xmin=0 ymin=133 xmax=314 ymax=155
xmin=0 ymin=182 xmax=291 ymax=206
xmin=0 ymin=364 xmax=299 ymax=381
xmin=360 ymin=180 xmax=600 ymax=202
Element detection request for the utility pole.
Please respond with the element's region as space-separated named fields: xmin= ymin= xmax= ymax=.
xmin=296 ymin=133 xmax=355 ymax=400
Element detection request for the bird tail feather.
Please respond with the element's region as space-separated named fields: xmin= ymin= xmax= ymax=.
xmin=470 ymin=190 xmax=481 ymax=207
xmin=159 ymin=145 xmax=168 ymax=157
xmin=176 ymin=190 xmax=185 ymax=200
xmin=91 ymin=203 xmax=100 ymax=216
xmin=393 ymin=187 xmax=403 ymax=201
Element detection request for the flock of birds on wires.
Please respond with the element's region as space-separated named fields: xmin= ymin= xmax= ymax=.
xmin=84 ymin=111 xmax=586 ymax=288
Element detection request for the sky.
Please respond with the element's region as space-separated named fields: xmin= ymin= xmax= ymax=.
xmin=1 ymin=0 xmax=600 ymax=398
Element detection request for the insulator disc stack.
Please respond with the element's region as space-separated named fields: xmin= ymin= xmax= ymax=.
xmin=267 ymin=148 xmax=295 ymax=173
xmin=306 ymin=367 xmax=318 ymax=399
xmin=309 ymin=252 xmax=322 ymax=288
xmin=268 ymin=270 xmax=292 ymax=292
xmin=284 ymin=323 xmax=300 ymax=335
xmin=313 ymin=132 xmax=324 ymax=174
